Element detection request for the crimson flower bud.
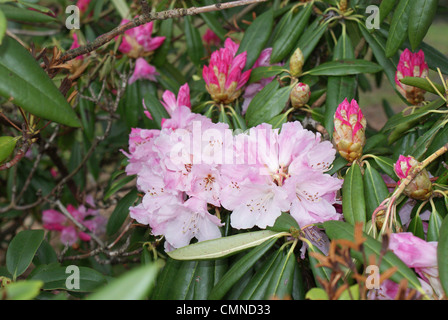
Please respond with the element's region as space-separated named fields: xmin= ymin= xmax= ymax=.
xmin=394 ymin=155 xmax=433 ymax=201
xmin=289 ymin=48 xmax=304 ymax=77
xmin=290 ymin=82 xmax=311 ymax=108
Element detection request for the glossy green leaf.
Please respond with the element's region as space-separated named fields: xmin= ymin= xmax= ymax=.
xmin=324 ymin=221 xmax=424 ymax=293
xmin=152 ymin=6 xmax=174 ymax=66
xmin=0 ymin=4 xmax=57 ymax=23
xmin=385 ymin=0 xmax=411 ymax=57
xmin=236 ymin=8 xmax=274 ymax=69
xmin=400 ymin=77 xmax=446 ymax=96
xmin=408 ymin=213 xmax=425 ymax=240
xmin=0 ymin=9 xmax=6 ymax=45
xmin=363 ymin=163 xmax=390 ymax=221
xmin=264 ymin=250 xmax=295 ymax=299
xmin=370 ymin=155 xmax=397 ymax=180
xmin=167 ymin=230 xmax=286 ymax=261
xmin=308 ymin=244 xmax=332 ymax=288
xmin=33 ymin=240 xmax=58 ymax=266
xmin=305 ymin=287 xmax=329 ymax=300
xmin=6 ymin=229 xmax=45 ymax=280
xmin=408 ymin=0 xmax=438 ymax=51
xmin=379 ymin=0 xmax=398 ymax=22
xmin=106 ymin=188 xmax=139 ymax=236
xmin=0 ymin=136 xmax=18 ymax=164
xmin=342 ymin=162 xmax=366 ymax=227
xmin=295 ymin=18 xmax=328 ymax=62
xmin=208 ymin=237 xmax=278 ymax=300
xmin=248 ymin=66 xmax=284 ymax=84
xmin=184 ymin=15 xmax=204 ymax=66
xmin=428 ymin=202 xmax=444 ymax=242
xmin=0 ymin=37 xmax=80 ymax=127
xmin=437 ymin=215 xmax=448 ymax=296
xmin=268 ymin=212 xmax=300 ymax=233
xmin=308 ymin=59 xmax=382 ymax=76
xmin=103 ymin=174 xmax=135 ymax=201
xmin=88 ymin=263 xmax=159 ymax=300
xmin=270 ymin=2 xmax=313 ymax=64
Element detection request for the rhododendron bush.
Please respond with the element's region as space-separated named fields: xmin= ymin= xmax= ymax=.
xmin=0 ymin=0 xmax=448 ymax=302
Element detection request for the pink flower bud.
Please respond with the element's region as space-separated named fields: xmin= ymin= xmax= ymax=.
xmin=202 ymin=38 xmax=252 ymax=104
xmin=290 ymin=82 xmax=310 ymax=108
xmin=333 ymin=98 xmax=366 ymax=162
xmin=394 ymin=155 xmax=432 ymax=201
xmin=395 ymin=49 xmax=429 ymax=105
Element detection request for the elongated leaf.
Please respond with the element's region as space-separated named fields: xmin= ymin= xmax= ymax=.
xmin=236 ymin=8 xmax=274 ymax=69
xmin=370 ymin=155 xmax=397 ymax=179
xmin=308 ymin=59 xmax=382 ymax=76
xmin=106 ymin=188 xmax=139 ymax=236
xmin=437 ymin=215 xmax=448 ymax=296
xmin=342 ymin=162 xmax=366 ymax=227
xmin=184 ymin=15 xmax=204 ymax=66
xmin=408 ymin=0 xmax=438 ymax=51
xmin=87 ymin=263 xmax=159 ymax=300
xmin=408 ymin=214 xmax=425 ymax=240
xmin=385 ymin=0 xmax=411 ymax=57
xmin=400 ymin=77 xmax=446 ymax=96
xmin=248 ymin=66 xmax=284 ymax=84
xmin=270 ymin=2 xmax=313 ymax=63
xmin=142 ymin=92 xmax=170 ymax=130
xmin=6 ymin=230 xmax=45 ymax=280
xmin=264 ymin=251 xmax=295 ymax=299
xmin=167 ymin=230 xmax=286 ymax=261
xmin=31 ymin=266 xmax=107 ymax=293
xmin=0 ymin=136 xmax=18 ymax=164
xmin=208 ymin=238 xmax=278 ymax=300
xmin=363 ymin=164 xmax=390 ymax=221
xmin=0 ymin=4 xmax=57 ymax=23
xmin=324 ymin=221 xmax=424 ymax=293
xmin=295 ymin=18 xmax=328 ymax=62
xmin=379 ymin=0 xmax=398 ymax=22
xmin=0 ymin=280 xmax=43 ymax=300
xmin=0 ymin=37 xmax=80 ymax=127
xmin=428 ymin=205 xmax=443 ymax=242
xmin=0 ymin=9 xmax=5 ymax=45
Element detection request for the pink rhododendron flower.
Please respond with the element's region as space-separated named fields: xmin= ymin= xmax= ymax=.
xmin=161 ymin=83 xmax=191 ymax=116
xmin=369 ymin=232 xmax=442 ymax=300
xmin=76 ymin=0 xmax=91 ymax=14
xmin=42 ymin=197 xmax=106 ymax=246
xmin=118 ymin=20 xmax=166 ymax=59
xmin=203 ymin=38 xmax=252 ymax=104
xmin=333 ymin=98 xmax=367 ymax=163
xmin=242 ymin=48 xmax=282 ymax=114
xmin=395 ymin=49 xmax=429 ymax=105
xmin=128 ymin=58 xmax=159 ymax=84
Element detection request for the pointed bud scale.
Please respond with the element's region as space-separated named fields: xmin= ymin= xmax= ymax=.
xmin=203 ymin=38 xmax=251 ymax=104
xmin=394 ymin=155 xmax=433 ymax=201
xmin=289 ymin=48 xmax=304 ymax=77
xmin=333 ymin=98 xmax=366 ymax=162
xmin=395 ymin=49 xmax=429 ymax=105
xmin=290 ymin=82 xmax=311 ymax=108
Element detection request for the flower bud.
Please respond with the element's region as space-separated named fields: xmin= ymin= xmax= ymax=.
xmin=333 ymin=98 xmax=366 ymax=163
xmin=290 ymin=82 xmax=311 ymax=108
xmin=289 ymin=48 xmax=304 ymax=77
xmin=394 ymin=155 xmax=433 ymax=201
xmin=395 ymin=49 xmax=429 ymax=105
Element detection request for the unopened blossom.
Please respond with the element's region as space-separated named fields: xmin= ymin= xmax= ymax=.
xmin=395 ymin=49 xmax=429 ymax=105
xmin=333 ymin=98 xmax=366 ymax=163
xmin=76 ymin=0 xmax=91 ymax=14
xmin=289 ymin=47 xmax=305 ymax=77
xmin=203 ymin=29 xmax=221 ymax=48
xmin=290 ymin=82 xmax=311 ymax=109
xmin=118 ymin=20 xmax=166 ymax=59
xmin=242 ymin=48 xmax=282 ymax=114
xmin=394 ymin=155 xmax=433 ymax=201
xmin=370 ymin=233 xmax=442 ymax=300
xmin=203 ymin=38 xmax=252 ymax=104
xmin=129 ymin=57 xmax=159 ymax=84
xmin=42 ymin=197 xmax=106 ymax=246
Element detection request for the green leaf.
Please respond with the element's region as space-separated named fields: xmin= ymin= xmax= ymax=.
xmin=87 ymin=263 xmax=159 ymax=300
xmin=152 ymin=9 xmax=174 ymax=66
xmin=208 ymin=237 xmax=278 ymax=300
xmin=428 ymin=202 xmax=444 ymax=242
xmin=142 ymin=92 xmax=170 ymax=130
xmin=0 ymin=9 xmax=6 ymax=45
xmin=407 ymin=213 xmax=425 ymax=240
xmin=33 ymin=240 xmax=58 ymax=266
xmin=270 ymin=2 xmax=313 ymax=64
xmin=267 ymin=212 xmax=300 ymax=233
xmin=369 ymin=155 xmax=397 ymax=180
xmin=308 ymin=244 xmax=332 ymax=288
xmin=31 ymin=266 xmax=107 ymax=293
xmin=264 ymin=250 xmax=295 ymax=299
xmin=0 ymin=37 xmax=80 ymax=127
xmin=408 ymin=0 xmax=438 ymax=51
xmin=246 ymin=83 xmax=292 ymax=128
xmin=385 ymin=0 xmax=412 ymax=57
xmin=0 ymin=136 xmax=18 ymax=164
xmin=103 ymin=174 xmax=135 ymax=201
xmin=248 ymin=66 xmax=284 ymax=84
xmin=363 ymin=163 xmax=390 ymax=221
xmin=0 ymin=280 xmax=43 ymax=300
xmin=295 ymin=18 xmax=328 ymax=62
xmin=236 ymin=8 xmax=274 ymax=69
xmin=167 ymin=230 xmax=287 ymax=261
xmin=324 ymin=221 xmax=424 ymax=293
xmin=338 ymin=284 xmax=360 ymax=300
xmin=400 ymin=77 xmax=446 ymax=96
xmin=437 ymin=215 xmax=448 ymax=296
xmin=342 ymin=162 xmax=366 ymax=227
xmin=305 ymin=287 xmax=329 ymax=300
xmin=379 ymin=0 xmax=398 ymax=22
xmin=184 ymin=15 xmax=204 ymax=66
xmin=106 ymin=188 xmax=139 ymax=236
xmin=307 ymin=59 xmax=383 ymax=76
xmin=6 ymin=230 xmax=45 ymax=280
xmin=0 ymin=4 xmax=57 ymax=23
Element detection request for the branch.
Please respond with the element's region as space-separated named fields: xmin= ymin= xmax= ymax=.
xmin=59 ymin=0 xmax=267 ymax=63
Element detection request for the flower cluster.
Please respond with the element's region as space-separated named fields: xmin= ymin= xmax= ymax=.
xmin=42 ymin=196 xmax=106 ymax=246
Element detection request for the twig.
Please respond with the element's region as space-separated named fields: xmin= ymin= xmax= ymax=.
xmin=59 ymin=0 xmax=267 ymax=62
